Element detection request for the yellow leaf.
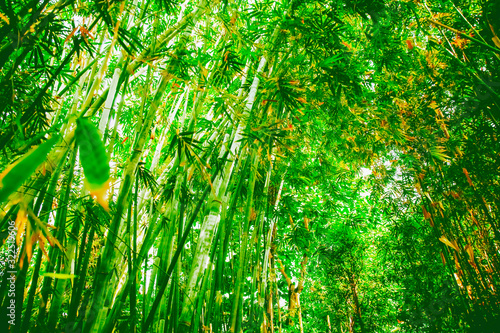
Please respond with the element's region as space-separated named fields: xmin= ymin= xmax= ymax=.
xmin=304 ymin=217 xmax=310 ymax=230
xmin=454 ymin=273 xmax=464 ymax=288
xmin=469 ymin=210 xmax=479 ymax=226
xmin=435 ymin=107 xmax=444 ymax=118
xmin=489 ymin=24 xmax=500 ymax=48
xmin=0 ymin=12 xmax=9 ymax=25
xmin=26 ymin=221 xmax=33 ymax=263
xmin=463 ymin=168 xmax=473 ymax=187
xmin=440 ymin=251 xmax=446 ymax=265
xmin=439 ymin=236 xmax=459 ymax=252
xmin=430 ymin=145 xmax=450 ymax=162
xmin=465 ymin=244 xmax=475 ymax=263
xmin=422 ymin=206 xmax=431 ymax=219
xmin=86 ymin=178 xmax=111 ymax=212
xmin=15 ymin=206 xmax=28 ymax=246
xmin=492 ymin=36 xmax=500 ymax=49
xmin=216 ymin=291 xmax=223 ymax=305
xmin=187 ymin=166 xmax=195 ymax=181
xmin=230 ymin=12 xmax=238 ymax=25
xmin=42 ymin=273 xmax=77 ymax=279
xmin=27 ymin=208 xmax=62 ymax=250
xmin=200 ymin=65 xmax=208 ymax=79
xmin=250 ymin=208 xmax=257 ymax=221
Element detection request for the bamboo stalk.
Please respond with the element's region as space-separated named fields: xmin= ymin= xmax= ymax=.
xmin=67 ymin=223 xmax=95 ymax=325
xmin=19 ymin=145 xmax=73 ymax=330
xmin=230 ymin=150 xmax=260 ymax=332
xmin=47 ymin=148 xmax=79 ymax=328
xmin=143 ymin=148 xmax=229 ymax=332
xmin=83 ymin=73 xmax=168 ymax=333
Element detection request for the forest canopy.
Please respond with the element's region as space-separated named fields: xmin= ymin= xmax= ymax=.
xmin=0 ymin=0 xmax=500 ymax=332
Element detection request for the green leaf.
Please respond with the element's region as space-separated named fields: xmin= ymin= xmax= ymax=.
xmin=75 ymin=118 xmax=110 ymax=187
xmin=0 ymin=135 xmax=59 ymax=204
xmin=319 ymin=54 xmax=343 ymax=68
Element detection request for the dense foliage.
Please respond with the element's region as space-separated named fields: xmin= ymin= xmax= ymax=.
xmin=0 ymin=0 xmax=499 ymax=332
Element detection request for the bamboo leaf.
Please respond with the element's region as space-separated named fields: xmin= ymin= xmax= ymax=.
xmin=439 ymin=236 xmax=459 ymax=252
xmin=42 ymin=273 xmax=77 ymax=279
xmin=75 ymin=118 xmax=110 ymax=186
xmin=0 ymin=135 xmax=59 ymax=204
xmin=76 ymin=118 xmax=111 ymax=210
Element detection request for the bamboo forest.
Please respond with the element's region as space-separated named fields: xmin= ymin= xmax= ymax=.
xmin=2 ymin=0 xmax=500 ymax=332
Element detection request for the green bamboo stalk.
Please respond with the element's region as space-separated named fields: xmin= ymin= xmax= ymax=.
xmin=144 ymin=247 xmax=160 ymax=317
xmin=105 ymin=74 xmax=129 ymax=151
xmin=261 ymin=162 xmax=287 ymax=300
xmin=167 ymin=262 xmax=181 ymax=333
xmin=20 ymin=248 xmax=43 ymax=333
xmin=156 ymin=221 xmax=176 ymax=330
xmin=12 ymin=239 xmax=29 ymax=330
xmin=46 ymin=148 xmax=79 ymax=328
xmin=150 ymin=86 xmax=186 ymax=172
xmin=177 ymin=46 xmax=269 ymax=331
xmin=142 ymin=148 xmax=230 ymax=332
xmin=193 ymin=257 xmax=215 ymax=333
xmin=142 ymin=244 xmax=148 ymax=330
xmin=131 ymin=175 xmax=139 ymax=332
xmin=11 ymin=173 xmax=52 ymax=332
xmin=98 ymin=64 xmax=123 ymax=136
xmin=34 ymin=145 xmax=72 ymax=325
xmin=84 ymin=6 xmax=211 ymax=326
xmin=230 ymin=150 xmax=259 ymax=332
xmin=171 ymin=187 xmax=186 ymax=333
xmin=83 ymin=65 xmax=171 ymax=333
xmin=206 ymin=153 xmax=248 ymax=329
xmin=126 ymin=183 xmax=134 ymax=332
xmin=248 ymin=147 xmax=277 ymax=323
xmin=194 ymin=209 xmax=226 ymax=332
xmin=163 ymin=263 xmax=176 ymax=333
xmin=99 ymin=210 xmax=164 ymax=333
xmin=146 ymin=156 xmax=187 ymax=331
xmin=67 ymin=223 xmax=95 ymax=323
xmin=55 ymin=57 xmax=97 ymax=99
